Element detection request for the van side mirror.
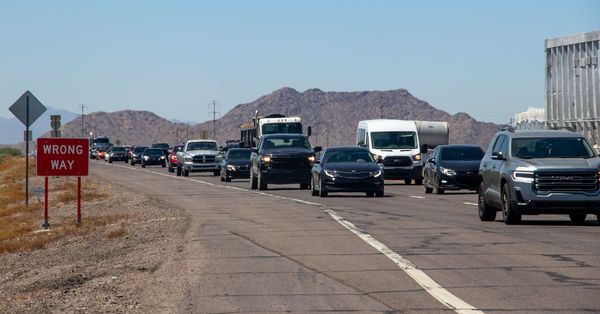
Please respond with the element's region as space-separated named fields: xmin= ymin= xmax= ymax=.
xmin=491 ymin=151 xmax=505 ymax=160
xmin=307 ymin=126 xmax=312 ymax=137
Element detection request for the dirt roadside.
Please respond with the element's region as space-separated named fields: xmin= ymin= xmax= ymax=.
xmin=0 ymin=165 xmax=191 ymax=313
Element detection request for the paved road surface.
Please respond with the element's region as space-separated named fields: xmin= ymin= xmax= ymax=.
xmin=94 ymin=160 xmax=600 ymax=313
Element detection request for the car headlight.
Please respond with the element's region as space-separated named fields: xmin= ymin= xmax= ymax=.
xmin=184 ymin=156 xmax=192 ymax=162
xmin=512 ymin=166 xmax=536 ymax=183
xmin=143 ymin=156 xmax=149 ymax=160
xmin=440 ymin=166 xmax=456 ymax=176
xmin=307 ymin=155 xmax=316 ymax=163
xmin=160 ymin=156 xmax=165 ymax=159
xmin=227 ymin=165 xmax=236 ymax=171
xmin=413 ymin=154 xmax=421 ymax=161
xmin=370 ymin=169 xmax=382 ymax=177
xmin=261 ymin=155 xmax=272 ymax=164
xmin=324 ymin=169 xmax=336 ymax=177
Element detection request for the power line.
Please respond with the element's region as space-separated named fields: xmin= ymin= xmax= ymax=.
xmin=78 ymin=104 xmax=88 ymax=137
xmin=209 ymin=100 xmax=219 ymax=139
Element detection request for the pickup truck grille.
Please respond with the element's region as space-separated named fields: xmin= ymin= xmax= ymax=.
xmin=192 ymin=155 xmax=216 ymax=163
xmin=270 ymin=157 xmax=310 ymax=169
xmin=383 ymin=156 xmax=412 ymax=167
xmin=534 ymin=172 xmax=598 ymax=191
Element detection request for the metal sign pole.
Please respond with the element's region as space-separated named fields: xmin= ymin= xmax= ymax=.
xmin=43 ymin=177 xmax=49 ymax=229
xmin=77 ymin=177 xmax=81 ymax=225
xmin=25 ymin=95 xmax=29 ymax=207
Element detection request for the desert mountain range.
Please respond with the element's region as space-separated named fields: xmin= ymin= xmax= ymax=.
xmin=51 ymin=87 xmax=501 ymax=149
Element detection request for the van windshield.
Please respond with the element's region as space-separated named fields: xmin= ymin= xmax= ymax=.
xmin=371 ymin=132 xmax=417 ymax=149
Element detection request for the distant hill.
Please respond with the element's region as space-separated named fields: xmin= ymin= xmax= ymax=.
xmin=192 ymin=87 xmax=501 ymax=149
xmin=0 ymin=106 xmax=78 ymax=144
xmin=50 ymin=87 xmax=501 ymax=149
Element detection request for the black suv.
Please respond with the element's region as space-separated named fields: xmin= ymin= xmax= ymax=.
xmin=250 ymin=134 xmax=321 ymax=190
xmin=478 ymin=130 xmax=600 ymax=225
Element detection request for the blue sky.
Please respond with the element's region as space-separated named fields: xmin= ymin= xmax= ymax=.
xmin=1 ymin=0 xmax=599 ymax=124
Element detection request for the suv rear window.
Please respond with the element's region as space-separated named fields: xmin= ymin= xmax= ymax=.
xmin=512 ymin=137 xmax=594 ymax=159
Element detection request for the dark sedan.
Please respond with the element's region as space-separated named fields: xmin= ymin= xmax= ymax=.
xmin=311 ymin=147 xmax=384 ymax=197
xmin=423 ymin=144 xmax=484 ymax=194
xmin=140 ymin=148 xmax=166 ymax=168
xmin=130 ymin=146 xmax=149 ymax=166
xmin=220 ymin=148 xmax=251 ymax=182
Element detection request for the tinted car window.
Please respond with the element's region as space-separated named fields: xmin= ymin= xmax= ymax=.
xmin=512 ymin=137 xmax=594 ymax=159
xmin=143 ymin=149 xmax=162 ymax=155
xmin=111 ymin=147 xmax=126 ymax=152
xmin=440 ymin=147 xmax=484 ymax=161
xmin=187 ymin=142 xmax=218 ymax=151
xmin=133 ymin=147 xmax=148 ymax=154
xmin=227 ymin=150 xmax=251 ymax=159
xmin=491 ymin=135 xmax=505 ymax=154
xmin=324 ymin=150 xmax=374 ymax=163
xmin=262 ymin=137 xmax=310 ymax=149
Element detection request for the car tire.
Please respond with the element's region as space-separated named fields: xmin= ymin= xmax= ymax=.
xmin=225 ymin=177 xmax=231 ymax=182
xmin=404 ymin=179 xmax=412 ymax=185
xmin=168 ymin=166 xmax=174 ymax=173
xmin=183 ymin=169 xmax=189 ymax=177
xmin=376 ymin=189 xmax=384 ymax=197
xmin=162 ymin=162 xmax=166 ymax=168
xmin=366 ymin=191 xmax=374 ymax=197
xmin=250 ymin=169 xmax=258 ymax=190
xmin=319 ymin=180 xmax=328 ymax=197
xmin=569 ymin=213 xmax=587 ymax=225
xmin=311 ymin=179 xmax=319 ymax=196
xmin=415 ymin=178 xmax=423 ymax=185
xmin=258 ymin=172 xmax=267 ymax=190
xmin=501 ymin=183 xmax=521 ymax=225
xmin=478 ymin=184 xmax=497 ymax=221
xmin=425 ymin=185 xmax=433 ymax=194
xmin=141 ymin=163 xmax=146 ymax=168
xmin=300 ymin=183 xmax=309 ymax=189
xmin=130 ymin=160 xmax=135 ymax=166
xmin=213 ymin=170 xmax=220 ymax=176
xmin=109 ymin=158 xmax=112 ymax=163
xmin=176 ymin=166 xmax=182 ymax=176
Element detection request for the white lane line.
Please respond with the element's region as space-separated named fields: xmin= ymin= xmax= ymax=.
xmin=463 ymin=202 xmax=478 ymax=206
xmin=99 ymin=162 xmax=484 ymax=313
xmin=409 ymin=195 xmax=425 ymax=199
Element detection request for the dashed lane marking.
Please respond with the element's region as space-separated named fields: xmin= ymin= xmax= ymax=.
xmin=98 ymin=162 xmax=484 ymax=314
xmin=463 ymin=202 xmax=478 ymax=206
xmin=409 ymin=195 xmax=425 ymax=199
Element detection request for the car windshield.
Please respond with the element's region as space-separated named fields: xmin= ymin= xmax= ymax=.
xmin=133 ymin=147 xmax=148 ymax=153
xmin=371 ymin=131 xmax=417 ymax=149
xmin=512 ymin=137 xmax=595 ymax=159
xmin=261 ymin=123 xmax=302 ymax=135
xmin=262 ymin=137 xmax=310 ymax=149
xmin=111 ymin=147 xmax=126 ymax=152
xmin=227 ymin=150 xmax=251 ymax=159
xmin=152 ymin=143 xmax=169 ymax=149
xmin=323 ymin=150 xmax=375 ymax=163
xmin=440 ymin=147 xmax=484 ymax=161
xmin=187 ymin=142 xmax=218 ymax=151
xmin=143 ymin=149 xmax=162 ymax=155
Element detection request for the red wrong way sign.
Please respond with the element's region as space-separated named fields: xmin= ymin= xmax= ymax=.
xmin=37 ymin=138 xmax=89 ymax=176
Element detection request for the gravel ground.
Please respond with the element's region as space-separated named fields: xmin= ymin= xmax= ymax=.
xmin=0 ymin=172 xmax=189 ymax=313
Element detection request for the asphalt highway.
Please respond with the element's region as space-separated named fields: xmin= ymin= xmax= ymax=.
xmin=94 ymin=160 xmax=600 ymax=313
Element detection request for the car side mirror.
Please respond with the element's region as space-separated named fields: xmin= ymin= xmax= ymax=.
xmin=252 ymin=148 xmax=258 ymax=154
xmin=428 ymin=158 xmax=435 ymax=164
xmin=491 ymin=151 xmax=505 ymax=160
xmin=313 ymin=146 xmax=322 ymax=152
xmin=314 ymin=160 xmax=321 ymax=164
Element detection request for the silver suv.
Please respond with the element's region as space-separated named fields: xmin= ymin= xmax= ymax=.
xmin=478 ymin=130 xmax=600 ymax=225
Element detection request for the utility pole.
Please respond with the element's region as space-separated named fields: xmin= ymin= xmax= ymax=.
xmin=209 ymin=101 xmax=219 ymax=139
xmin=78 ymin=104 xmax=88 ymax=137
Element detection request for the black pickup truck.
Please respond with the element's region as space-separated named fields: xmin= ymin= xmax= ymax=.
xmin=250 ymin=134 xmax=321 ymax=190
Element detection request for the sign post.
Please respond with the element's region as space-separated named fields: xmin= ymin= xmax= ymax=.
xmin=37 ymin=138 xmax=89 ymax=228
xmin=9 ymin=91 xmax=47 ymax=207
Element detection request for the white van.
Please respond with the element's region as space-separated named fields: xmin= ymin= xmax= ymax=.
xmin=357 ymin=120 xmax=424 ymax=184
